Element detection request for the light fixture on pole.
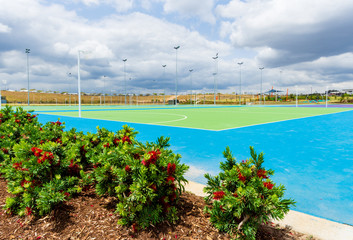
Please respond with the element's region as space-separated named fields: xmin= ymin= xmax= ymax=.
xmin=174 ymin=46 xmax=180 ymax=105
xmin=25 ymin=48 xmax=30 ymax=106
xmin=237 ymin=62 xmax=243 ymax=105
xmin=189 ymin=69 xmax=193 ymax=104
xmin=259 ymin=67 xmax=264 ymax=104
xmin=213 ymin=53 xmax=218 ymax=105
xmin=122 ymin=59 xmax=127 ymax=105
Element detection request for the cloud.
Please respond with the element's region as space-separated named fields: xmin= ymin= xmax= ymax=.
xmin=0 ymin=23 xmax=11 ymax=33
xmin=164 ymin=0 xmax=216 ymax=24
xmin=217 ymin=0 xmax=353 ymax=67
xmin=0 ymin=0 xmax=232 ymax=93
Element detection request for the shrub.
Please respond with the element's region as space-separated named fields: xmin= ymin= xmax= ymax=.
xmin=204 ymin=146 xmax=295 ymax=240
xmin=92 ymin=126 xmax=189 ymax=230
xmin=2 ymin=141 xmax=84 ymax=216
xmin=0 ymin=106 xmax=190 ymax=232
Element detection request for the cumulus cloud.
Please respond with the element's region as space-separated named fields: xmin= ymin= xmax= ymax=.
xmin=0 ymin=23 xmax=11 ymax=33
xmin=0 ymin=0 xmax=232 ymax=93
xmin=164 ymin=0 xmax=216 ymax=24
xmin=217 ymin=0 xmax=353 ymax=67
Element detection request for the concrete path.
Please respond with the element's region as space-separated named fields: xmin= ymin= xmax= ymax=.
xmin=184 ymin=181 xmax=353 ymax=240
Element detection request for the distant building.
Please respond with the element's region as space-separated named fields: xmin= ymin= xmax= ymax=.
xmin=342 ymin=89 xmax=353 ymax=94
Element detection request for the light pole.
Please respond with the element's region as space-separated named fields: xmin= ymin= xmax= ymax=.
xmin=103 ymin=75 xmax=106 ymax=105
xmin=67 ymin=72 xmax=72 ymax=106
xmin=162 ymin=64 xmax=166 ymax=105
xmin=213 ymin=53 xmax=218 ymax=105
xmin=259 ymin=67 xmax=264 ymax=104
xmin=213 ymin=72 xmax=217 ymax=104
xmin=189 ymin=69 xmax=193 ymax=104
xmin=77 ymin=50 xmax=87 ymax=118
xmin=238 ymin=62 xmax=243 ymax=105
xmin=26 ymin=48 xmax=30 ymax=106
xmin=123 ymin=59 xmax=127 ymax=105
xmin=174 ymin=46 xmax=180 ymax=105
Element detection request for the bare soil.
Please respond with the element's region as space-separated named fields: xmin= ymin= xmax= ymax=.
xmin=0 ymin=178 xmax=317 ymax=240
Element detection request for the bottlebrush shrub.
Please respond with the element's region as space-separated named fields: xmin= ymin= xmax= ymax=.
xmin=204 ymin=147 xmax=295 ymax=240
xmin=92 ymin=126 xmax=189 ymax=230
xmin=2 ymin=140 xmax=87 ymax=216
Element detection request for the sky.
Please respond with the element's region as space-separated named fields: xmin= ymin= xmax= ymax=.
xmin=1 ymin=0 xmax=353 ymax=95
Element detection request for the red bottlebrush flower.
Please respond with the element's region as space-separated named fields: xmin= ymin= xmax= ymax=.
xmin=1 ymin=148 xmax=8 ymax=154
xmin=233 ymin=193 xmax=238 ymax=198
xmin=167 ymin=163 xmax=176 ymax=175
xmin=13 ymin=162 xmax=22 ymax=170
xmin=150 ymin=184 xmax=157 ymax=191
xmin=213 ymin=191 xmax=226 ymax=200
xmin=141 ymin=159 xmax=149 ymax=167
xmin=113 ymin=138 xmax=120 ymax=146
xmin=26 ymin=207 xmax=32 ymax=216
xmin=0 ymin=136 xmax=5 ymax=139
xmin=166 ymin=176 xmax=175 ymax=184
xmin=26 ymin=113 xmax=31 ymax=118
xmin=21 ymin=179 xmax=31 ymax=187
xmin=39 ymin=127 xmax=43 ymax=131
xmin=257 ymin=169 xmax=268 ymax=179
xmin=64 ymin=192 xmax=70 ymax=197
xmin=103 ymin=142 xmax=110 ymax=148
xmin=263 ymin=181 xmax=274 ymax=190
xmin=122 ymin=136 xmax=131 ymax=144
xmin=55 ymin=138 xmax=62 ymax=144
xmin=15 ymin=119 xmax=20 ymax=123
xmin=31 ymin=147 xmax=43 ymax=157
xmin=132 ymin=223 xmax=138 ymax=232
xmin=125 ymin=165 xmax=131 ymax=172
xmin=69 ymin=159 xmax=80 ymax=175
xmin=80 ymin=145 xmax=87 ymax=153
xmin=169 ymin=192 xmax=177 ymax=202
xmin=238 ymin=172 xmax=246 ymax=183
xmin=148 ymin=149 xmax=160 ymax=165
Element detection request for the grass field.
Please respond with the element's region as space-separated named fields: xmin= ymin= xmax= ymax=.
xmin=32 ymin=105 xmax=352 ymax=130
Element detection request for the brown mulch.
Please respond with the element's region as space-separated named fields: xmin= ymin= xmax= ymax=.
xmin=0 ymin=178 xmax=316 ymax=240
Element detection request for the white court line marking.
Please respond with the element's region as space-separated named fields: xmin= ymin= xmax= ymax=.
xmin=145 ymin=113 xmax=188 ymax=124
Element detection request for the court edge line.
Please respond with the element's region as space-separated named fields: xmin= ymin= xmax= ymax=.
xmin=36 ymin=113 xmax=215 ymax=132
xmin=218 ymin=109 xmax=353 ymax=132
xmin=36 ymin=108 xmax=353 ymax=133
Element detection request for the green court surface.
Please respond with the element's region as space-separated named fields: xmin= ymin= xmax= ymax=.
xmin=35 ymin=106 xmax=351 ymax=131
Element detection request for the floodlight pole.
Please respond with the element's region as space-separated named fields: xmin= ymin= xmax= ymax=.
xmin=123 ymin=59 xmax=127 ymax=105
xmin=259 ymin=67 xmax=264 ymax=104
xmin=213 ymin=53 xmax=218 ymax=105
xmin=326 ymin=86 xmax=328 ymax=108
xmin=213 ymin=72 xmax=217 ymax=104
xmin=68 ymin=72 xmax=72 ymax=106
xmin=162 ymin=65 xmax=166 ymax=105
xmin=77 ymin=50 xmax=84 ymax=118
xmin=174 ymin=46 xmax=180 ymax=105
xmin=103 ymin=75 xmax=106 ymax=105
xmin=295 ymin=86 xmax=298 ymax=107
xmin=26 ymin=48 xmax=30 ymax=106
xmin=189 ymin=69 xmax=193 ymax=104
xmin=238 ymin=62 xmax=243 ymax=105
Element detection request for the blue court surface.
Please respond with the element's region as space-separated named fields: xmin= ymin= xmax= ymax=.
xmin=36 ymin=107 xmax=353 ymax=226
